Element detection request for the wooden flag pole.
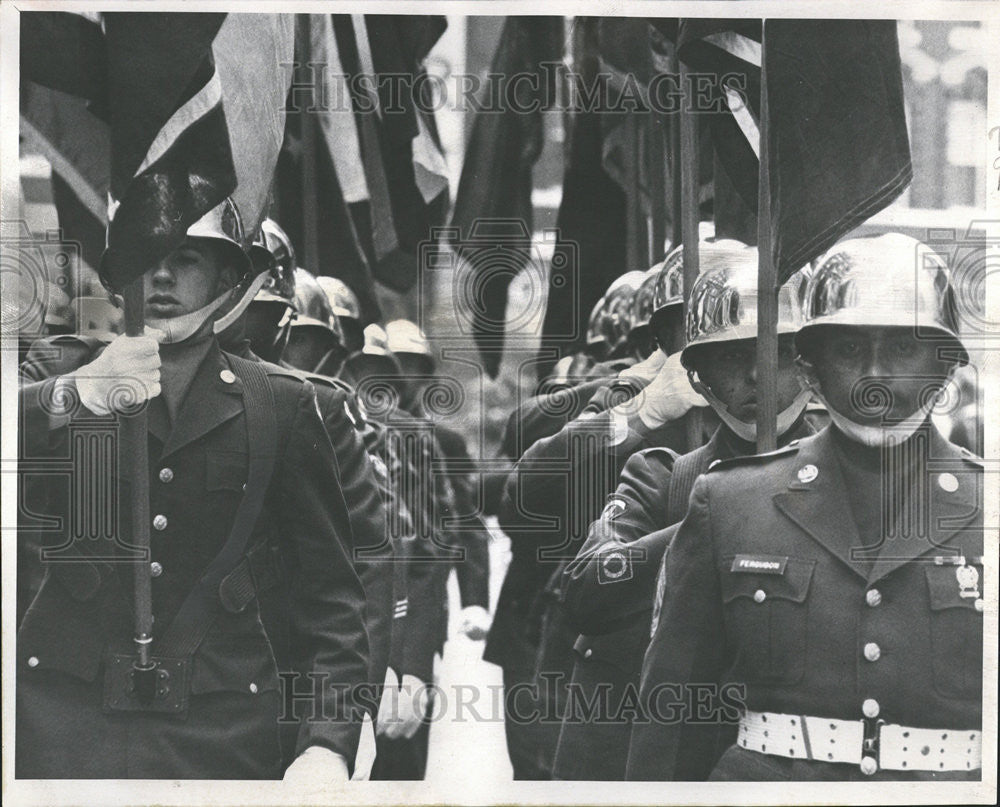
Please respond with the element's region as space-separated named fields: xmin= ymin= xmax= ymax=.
xmin=299 ymin=15 xmax=320 ymax=275
xmin=121 ymin=277 xmax=155 ymax=686
xmin=680 ymin=58 xmax=703 ymax=451
xmin=755 ymin=21 xmax=779 ymax=453
xmin=669 ymin=48 xmax=682 ymax=251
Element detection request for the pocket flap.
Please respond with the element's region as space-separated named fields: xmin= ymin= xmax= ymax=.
xmin=721 ymin=557 xmax=815 ymax=604
xmin=925 ymin=565 xmax=982 ymax=612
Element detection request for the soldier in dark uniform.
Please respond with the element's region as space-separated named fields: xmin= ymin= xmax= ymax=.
xmin=558 ymin=250 xmax=819 ymax=780
xmin=218 ymin=232 xmax=398 ymax=777
xmin=627 ymin=233 xmax=982 ymax=781
xmin=17 ymin=199 xmax=369 ymax=781
xmin=486 ymin=260 xmax=684 ymax=779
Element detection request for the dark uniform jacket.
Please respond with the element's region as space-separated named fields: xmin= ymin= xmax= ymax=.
xmin=16 ymin=335 xmax=370 ymax=779
xmin=554 ymin=422 xmax=815 ymax=780
xmin=626 ymin=424 xmax=983 ymax=781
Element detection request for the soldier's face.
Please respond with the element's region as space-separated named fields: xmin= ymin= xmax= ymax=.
xmin=284 ymin=325 xmax=341 ymax=373
xmin=805 ymin=326 xmax=954 ymax=426
xmin=144 ymin=238 xmax=227 ymax=319
xmin=694 ymin=335 xmax=801 ymax=421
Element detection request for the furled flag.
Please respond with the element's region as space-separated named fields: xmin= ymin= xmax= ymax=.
xmin=20 ymin=11 xmax=294 ymax=289
xmin=450 ymin=16 xmax=564 ymax=378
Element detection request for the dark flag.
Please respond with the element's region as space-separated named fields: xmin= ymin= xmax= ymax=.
xmin=669 ymin=18 xmax=911 ymax=281
xmin=21 ymin=11 xmax=231 ymax=289
xmin=763 ymin=20 xmax=911 ymax=281
xmin=537 ymin=18 xmax=627 ymax=381
xmin=21 ymin=13 xmax=293 ymax=287
xmin=450 ymin=16 xmax=564 ymax=378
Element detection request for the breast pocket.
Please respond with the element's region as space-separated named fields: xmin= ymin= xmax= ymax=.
xmin=721 ymin=557 xmax=815 ymax=685
xmin=205 ymin=452 xmax=246 ymax=493
xmin=925 ymin=566 xmax=983 ymax=700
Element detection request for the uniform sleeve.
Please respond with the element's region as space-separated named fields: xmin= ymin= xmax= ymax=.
xmin=562 ymin=448 xmax=676 ymax=634
xmin=627 ymin=476 xmax=729 ymax=781
xmin=278 ymin=382 xmax=370 ymax=764
xmin=320 ymin=390 xmax=394 ymax=694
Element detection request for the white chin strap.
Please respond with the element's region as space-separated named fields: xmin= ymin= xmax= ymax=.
xmin=145 ymin=271 xmax=269 ymax=344
xmin=690 ymin=371 xmax=812 ymax=443
xmin=810 ymin=387 xmax=936 ymax=448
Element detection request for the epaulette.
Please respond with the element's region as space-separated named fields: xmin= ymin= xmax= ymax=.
xmin=706 ymin=439 xmax=801 ymax=472
xmin=262 ymin=363 xmax=306 ymax=382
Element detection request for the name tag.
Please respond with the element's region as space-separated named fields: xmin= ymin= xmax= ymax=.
xmin=731 ymin=554 xmax=788 ymax=575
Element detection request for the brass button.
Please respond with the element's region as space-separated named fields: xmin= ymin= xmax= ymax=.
xmin=753 ymin=589 xmax=766 ymax=604
xmin=860 ymin=756 xmax=878 ymax=775
xmin=159 ymin=467 xmax=174 ymax=483
xmin=153 ymin=514 xmax=168 ymax=531
xmin=865 ymin=589 xmax=882 ymax=607
xmin=863 ymin=642 xmax=881 ymax=662
xmin=220 ymin=369 xmax=236 ymax=384
xmin=150 ymin=561 xmax=163 ymax=578
xmin=584 ymin=648 xmax=593 ymax=659
xmin=249 ymin=682 xmax=258 ymax=694
xmin=937 ymin=472 xmax=958 ymax=493
xmin=862 ymin=698 xmax=880 ymax=718
xmin=974 ymin=598 xmax=984 ymax=612
xmin=27 ymin=656 xmax=39 ymax=668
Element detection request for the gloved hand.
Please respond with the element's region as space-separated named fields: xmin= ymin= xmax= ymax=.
xmin=613 ymin=351 xmax=705 ymax=430
xmin=377 ymin=673 xmax=430 ymax=740
xmin=615 ymin=348 xmax=666 ymax=387
xmin=282 ymin=745 xmax=350 ymax=787
xmin=351 ymin=713 xmax=377 ymax=781
xmin=69 ymin=330 xmax=163 ymax=415
xmin=457 ymin=605 xmax=492 ymax=641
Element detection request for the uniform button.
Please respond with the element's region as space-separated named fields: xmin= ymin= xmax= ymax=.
xmin=860 ymin=756 xmax=878 ymax=775
xmin=863 ymin=642 xmax=881 ymax=662
xmin=862 ymin=698 xmax=880 ymax=718
xmin=150 ymin=561 xmax=163 ymax=578
xmin=584 ymin=648 xmax=593 ymax=659
xmin=753 ymin=589 xmax=766 ymax=603
xmin=158 ymin=467 xmax=174 ymax=483
xmin=27 ymin=656 xmax=40 ymax=668
xmin=153 ymin=514 xmax=168 ymax=531
xmin=974 ymin=598 xmax=984 ymax=612
xmin=220 ymin=369 xmax=236 ymax=384
xmin=865 ymin=589 xmax=882 ymax=607
xmin=249 ymin=682 xmax=258 ymax=694
xmin=937 ymin=472 xmax=959 ymax=493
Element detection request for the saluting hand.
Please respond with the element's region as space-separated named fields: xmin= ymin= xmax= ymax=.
xmin=68 ymin=329 xmax=164 ymax=415
xmin=616 ymin=348 xmax=667 ymax=387
xmin=614 ymin=351 xmax=706 ymax=429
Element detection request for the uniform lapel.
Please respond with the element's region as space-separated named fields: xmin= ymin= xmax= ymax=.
xmin=772 ymin=428 xmax=870 ymax=582
xmin=159 ymin=344 xmax=244 ymax=460
xmin=867 ymin=429 xmax=982 ymax=584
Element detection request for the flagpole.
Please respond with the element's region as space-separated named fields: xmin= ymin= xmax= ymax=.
xmin=121 ymin=277 xmax=155 ymax=693
xmin=299 ymin=15 xmax=320 ymax=274
xmin=755 ymin=21 xmax=778 ymax=453
xmin=669 ymin=48 xmax=682 ymax=251
xmin=680 ymin=57 xmax=702 ymax=451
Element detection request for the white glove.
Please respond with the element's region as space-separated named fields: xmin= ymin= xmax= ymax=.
xmin=282 ymin=745 xmax=350 ymax=787
xmin=351 ymin=713 xmax=377 ymax=781
xmin=377 ymin=673 xmax=430 ymax=740
xmin=614 ymin=352 xmax=705 ymax=430
xmin=616 ymin=349 xmax=666 ymax=386
xmin=458 ymin=605 xmax=492 ymax=641
xmin=69 ymin=330 xmax=163 ymax=415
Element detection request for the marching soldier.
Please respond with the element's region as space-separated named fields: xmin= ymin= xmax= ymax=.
xmin=17 ymin=199 xmax=370 ymax=781
xmin=220 ymin=233 xmax=397 ymax=731
xmin=627 ymin=233 xmax=982 ymax=781
xmin=558 ymin=247 xmax=820 ymax=779
xmin=487 ymin=256 xmax=695 ymax=779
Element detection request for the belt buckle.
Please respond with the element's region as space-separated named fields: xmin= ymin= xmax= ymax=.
xmin=860 ymin=717 xmax=885 ymax=775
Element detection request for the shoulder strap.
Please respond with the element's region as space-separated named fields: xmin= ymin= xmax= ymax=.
xmin=156 ymin=356 xmax=278 ymax=658
xmin=666 ymin=445 xmax=713 ymax=526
